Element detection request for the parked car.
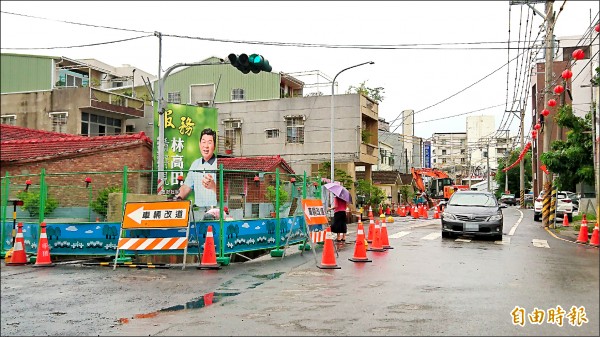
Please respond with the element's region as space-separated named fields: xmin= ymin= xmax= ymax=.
xmin=441 ymin=190 xmax=505 ymax=240
xmin=564 ymin=191 xmax=580 ymax=210
xmin=499 ymin=194 xmax=517 ymax=206
xmin=533 ymin=191 xmax=573 ymax=222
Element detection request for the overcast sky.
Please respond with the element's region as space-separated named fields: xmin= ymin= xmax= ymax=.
xmin=1 ymin=1 xmax=598 ymax=140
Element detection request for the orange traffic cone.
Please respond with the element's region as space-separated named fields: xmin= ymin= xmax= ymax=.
xmin=433 ymin=205 xmax=440 ymax=219
xmin=413 ymin=205 xmax=420 ymax=219
xmin=368 ymin=206 xmax=374 ymax=220
xmin=380 ymin=220 xmax=393 ymax=250
xmin=197 ymin=225 xmax=221 ymax=270
xmin=33 ymin=222 xmax=55 ymax=267
xmin=6 ymin=222 xmax=28 ymax=266
xmin=367 ymin=220 xmax=386 ymax=252
xmin=576 ymin=214 xmax=589 ymax=244
xmin=318 ymin=227 xmax=341 ymax=269
xmin=349 ymin=222 xmax=371 ymax=263
xmin=367 ymin=219 xmax=375 ymax=243
xmin=421 ymin=204 xmax=428 ymax=219
xmin=589 ymin=223 xmax=599 ymax=247
xmin=562 ymin=214 xmax=570 ymax=227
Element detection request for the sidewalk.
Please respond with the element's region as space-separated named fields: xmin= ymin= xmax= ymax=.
xmin=548 ymin=220 xmax=595 ymax=243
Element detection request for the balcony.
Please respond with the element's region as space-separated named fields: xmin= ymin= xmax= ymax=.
xmin=87 ymin=88 xmax=145 ymax=118
xmin=359 ymin=143 xmax=378 ymax=165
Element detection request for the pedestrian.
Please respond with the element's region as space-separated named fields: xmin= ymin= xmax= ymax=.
xmin=329 ymin=196 xmax=348 ymax=242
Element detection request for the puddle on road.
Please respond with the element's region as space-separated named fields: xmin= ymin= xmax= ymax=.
xmin=119 ymin=272 xmax=284 ymax=324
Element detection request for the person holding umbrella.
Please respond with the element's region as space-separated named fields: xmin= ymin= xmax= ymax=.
xmin=324 ymin=182 xmax=352 ymax=242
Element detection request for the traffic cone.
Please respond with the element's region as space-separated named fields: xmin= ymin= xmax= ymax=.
xmin=367 ymin=218 xmax=375 ymax=243
xmin=367 ymin=219 xmax=386 ymax=252
xmin=421 ymin=204 xmax=428 ymax=219
xmin=368 ymin=206 xmax=374 ymax=220
xmin=317 ymin=227 xmax=341 ymax=269
xmin=6 ymin=222 xmax=28 ymax=266
xmin=589 ymin=223 xmax=599 ymax=247
xmin=413 ymin=205 xmax=420 ymax=219
xmin=380 ymin=220 xmax=393 ymax=250
xmin=349 ymin=222 xmax=371 ymax=263
xmin=433 ymin=205 xmax=440 ymax=219
xmin=33 ymin=222 xmax=55 ymax=267
xmin=576 ymin=214 xmax=589 ymax=244
xmin=562 ymin=214 xmax=570 ymax=227
xmin=197 ymin=225 xmax=221 ymax=270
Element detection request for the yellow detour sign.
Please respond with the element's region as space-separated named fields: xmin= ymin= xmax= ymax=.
xmin=122 ymin=200 xmax=191 ymax=229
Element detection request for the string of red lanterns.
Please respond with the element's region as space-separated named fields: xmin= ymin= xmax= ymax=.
xmin=502 ymin=142 xmax=532 ymax=172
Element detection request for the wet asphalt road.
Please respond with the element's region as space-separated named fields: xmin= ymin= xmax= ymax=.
xmin=1 ymin=206 xmax=598 ymax=336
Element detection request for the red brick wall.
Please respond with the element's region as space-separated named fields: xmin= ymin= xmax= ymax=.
xmin=1 ymin=143 xmax=153 ymax=207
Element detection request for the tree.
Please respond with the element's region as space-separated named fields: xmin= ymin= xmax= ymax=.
xmin=494 ymin=147 xmax=533 ymax=198
xmin=346 ymin=81 xmax=385 ymax=103
xmin=355 ymin=179 xmax=386 ymax=208
xmin=16 ymin=191 xmax=58 ymax=217
xmin=540 ymin=105 xmax=594 ymax=190
xmin=91 ymin=186 xmax=123 ymax=219
xmin=316 ymin=162 xmax=353 ymax=191
xmin=265 ymin=185 xmax=290 ymax=213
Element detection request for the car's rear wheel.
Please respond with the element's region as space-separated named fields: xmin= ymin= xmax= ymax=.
xmin=567 ymin=213 xmax=573 ymax=222
xmin=534 ymin=214 xmax=540 ymax=221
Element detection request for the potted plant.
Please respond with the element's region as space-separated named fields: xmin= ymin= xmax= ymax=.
xmin=265 ymin=185 xmax=289 ymax=218
xmin=224 ymin=138 xmax=233 ymax=154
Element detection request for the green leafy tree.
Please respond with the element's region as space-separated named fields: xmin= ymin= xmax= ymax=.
xmin=265 ymin=185 xmax=290 ymax=213
xmin=91 ymin=186 xmax=123 ymax=219
xmin=316 ymin=162 xmax=353 ymax=190
xmin=495 ymin=147 xmax=533 ymax=198
xmin=398 ymin=184 xmax=415 ymax=204
xmin=540 ymin=106 xmax=594 ymax=190
xmin=346 ymin=81 xmax=385 ymax=103
xmin=355 ymin=179 xmax=386 ymax=208
xmin=16 ymin=191 xmax=58 ymax=217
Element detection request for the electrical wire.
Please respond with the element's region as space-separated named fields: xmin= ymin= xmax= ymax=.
xmin=1 ymin=34 xmax=153 ymax=50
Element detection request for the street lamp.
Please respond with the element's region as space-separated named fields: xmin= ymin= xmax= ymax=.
xmin=330 ymin=61 xmax=374 ymax=183
xmin=156 ymin=59 xmax=225 ymax=194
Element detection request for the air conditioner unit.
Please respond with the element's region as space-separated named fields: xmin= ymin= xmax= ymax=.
xmin=231 ymin=121 xmax=242 ymax=129
xmin=196 ymin=100 xmax=210 ymax=107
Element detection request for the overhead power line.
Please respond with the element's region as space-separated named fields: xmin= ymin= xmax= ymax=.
xmin=0 ymin=34 xmax=153 ymax=50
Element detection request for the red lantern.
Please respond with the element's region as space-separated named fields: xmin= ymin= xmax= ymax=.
xmin=534 ymin=123 xmax=541 ymax=130
xmin=572 ymin=49 xmax=585 ymax=60
xmin=553 ymin=85 xmax=564 ymax=94
xmin=561 ymin=69 xmax=572 ymax=80
xmin=547 ymin=99 xmax=557 ymax=107
xmin=596 ymin=24 xmax=600 ymax=33
xmin=85 ymin=177 xmax=92 ymax=188
xmin=531 ymin=130 xmax=537 ymax=139
xmin=541 ymin=109 xmax=550 ymax=117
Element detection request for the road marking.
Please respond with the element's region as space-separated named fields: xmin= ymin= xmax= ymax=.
xmin=455 ymin=238 xmax=471 ymax=242
xmin=495 ymin=237 xmax=511 ymax=245
xmin=532 ymin=239 xmax=550 ymax=248
xmin=421 ymin=232 xmax=441 ymax=240
xmin=388 ymin=231 xmax=411 ymax=239
xmin=508 ymin=208 xmax=524 ymax=236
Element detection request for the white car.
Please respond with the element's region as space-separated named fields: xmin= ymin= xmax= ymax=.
xmin=533 ymin=191 xmax=573 ymax=222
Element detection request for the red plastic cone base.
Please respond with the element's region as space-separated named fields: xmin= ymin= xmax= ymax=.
xmin=318 ymin=228 xmax=340 ymax=269
xmin=576 ymin=224 xmax=589 ymax=244
xmin=367 ymin=223 xmax=386 ymax=252
xmin=380 ymin=223 xmax=394 ymax=250
xmin=197 ymin=226 xmax=221 ymax=270
xmin=7 ymin=228 xmax=28 ymax=266
xmin=33 ymin=227 xmax=55 ymax=267
xmin=589 ymin=227 xmax=599 ymax=247
xmin=349 ymin=224 xmax=372 ymax=263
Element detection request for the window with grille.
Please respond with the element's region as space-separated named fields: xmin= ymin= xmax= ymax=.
xmin=231 ymin=88 xmax=245 ymax=101
xmin=266 ymin=129 xmax=279 ymax=138
xmin=285 ymin=117 xmax=304 ymax=143
xmin=224 ymin=121 xmax=239 ymax=147
xmin=50 ymin=112 xmax=68 ymax=133
xmin=167 ymin=92 xmax=181 ymax=104
xmin=81 ymin=112 xmax=122 ymax=136
xmin=1 ymin=115 xmax=16 ymax=126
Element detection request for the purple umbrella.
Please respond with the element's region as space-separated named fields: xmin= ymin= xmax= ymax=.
xmin=323 ymin=182 xmax=353 ymax=203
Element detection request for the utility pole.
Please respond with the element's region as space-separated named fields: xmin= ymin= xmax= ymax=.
xmin=541 ymin=0 xmax=554 ymax=228
xmin=519 ymin=108 xmax=525 ymax=208
xmin=486 ymin=140 xmax=491 ymax=192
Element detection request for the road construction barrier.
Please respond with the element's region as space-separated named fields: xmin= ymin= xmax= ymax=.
xmin=114 ymin=200 xmax=192 ymax=270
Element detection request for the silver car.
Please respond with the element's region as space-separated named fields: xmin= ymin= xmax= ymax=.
xmin=441 ymin=190 xmax=506 ymax=240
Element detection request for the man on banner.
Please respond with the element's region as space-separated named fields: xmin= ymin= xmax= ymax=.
xmin=175 ymin=127 xmax=218 ymax=211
